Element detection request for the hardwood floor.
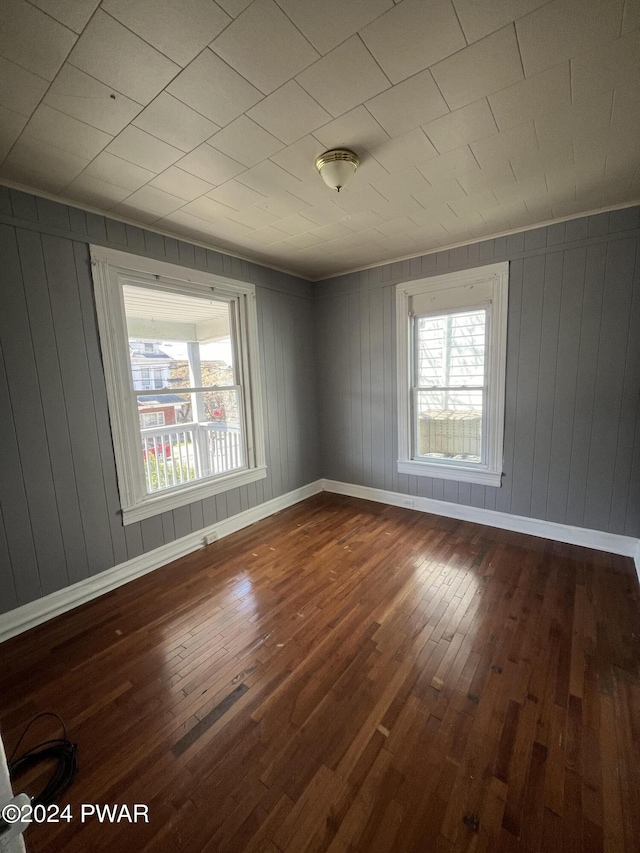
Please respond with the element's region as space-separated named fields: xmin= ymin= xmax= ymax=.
xmin=1 ymin=494 xmax=639 ymax=852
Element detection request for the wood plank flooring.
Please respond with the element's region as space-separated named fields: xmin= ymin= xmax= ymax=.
xmin=1 ymin=494 xmax=639 ymax=852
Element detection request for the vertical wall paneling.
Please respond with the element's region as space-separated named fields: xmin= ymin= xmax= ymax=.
xmin=0 ymin=506 xmax=17 ymax=612
xmin=530 ymin=251 xmax=563 ymax=521
xmin=0 ymin=189 xmax=318 ymax=614
xmin=349 ymin=290 xmax=362 ymax=485
xmin=369 ymin=287 xmax=384 ymax=491
xmin=510 ymin=255 xmax=544 ymax=518
xmin=546 ymin=248 xmax=587 ymax=524
xmin=16 ymin=230 xmax=90 ymax=585
xmin=583 ymin=238 xmax=637 ymax=532
xmin=0 ymin=226 xmax=68 ymax=597
xmin=360 ymin=289 xmax=372 ymax=490
xmin=565 ymin=244 xmax=607 ymax=529
xmin=315 ymin=210 xmax=640 ymax=538
xmin=40 ymin=234 xmax=115 ymax=577
xmin=0 ymin=340 xmax=41 ymax=605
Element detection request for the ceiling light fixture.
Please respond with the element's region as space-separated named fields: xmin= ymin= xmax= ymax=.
xmin=315 ymin=149 xmax=360 ymax=192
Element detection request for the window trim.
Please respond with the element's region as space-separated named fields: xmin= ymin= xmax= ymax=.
xmin=91 ymin=246 xmax=266 ymax=525
xmin=396 ymin=262 xmax=509 ymax=487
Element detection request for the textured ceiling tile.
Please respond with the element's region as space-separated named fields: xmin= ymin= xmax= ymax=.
xmin=207 ymin=180 xmax=267 ymax=210
xmin=64 ymin=172 xmax=130 ymax=208
xmin=365 ymin=69 xmax=449 ymax=137
xmin=44 ymin=65 xmax=143 ymax=135
xmin=235 ymin=160 xmax=305 ymax=196
xmin=148 ymin=166 xmax=215 ymax=201
xmin=423 ymin=99 xmax=498 ymax=154
xmin=570 ymin=30 xmax=640 ymax=103
xmin=361 ymin=0 xmax=466 ymax=84
xmin=274 ymin=0 xmax=393 ymax=55
xmin=509 ymin=139 xmax=573 ymax=181
xmin=102 ymin=0 xmax=231 ymax=67
xmin=24 ymin=104 xmax=112 ymax=160
xmin=253 ymin=190 xmax=312 ymax=218
xmin=211 ymin=0 xmax=318 ymax=95
xmin=168 ymin=50 xmax=262 ymax=127
xmin=68 ymin=10 xmax=180 ymax=104
xmin=1 ymin=0 xmax=638 ymax=279
xmin=106 ymin=126 xmax=184 ymax=173
xmin=432 ymin=25 xmax=524 ymax=110
xmin=216 ymin=0 xmax=253 ymax=16
xmin=177 ymin=143 xmax=246 ymax=186
xmin=0 ymin=57 xmax=49 ymax=118
xmin=622 ymin=0 xmax=640 ymax=33
xmin=245 ymin=224 xmax=288 ymax=244
xmin=452 ymin=0 xmax=549 ymax=44
xmin=248 ymin=81 xmax=332 ymax=144
xmin=85 ymin=151 xmax=156 ymax=191
xmin=534 ymin=90 xmax=614 ymax=152
xmin=296 ymin=36 xmax=390 ymax=118
xmin=109 ymin=202 xmax=162 ymax=224
xmin=209 ymin=115 xmax=284 ymax=167
xmin=120 ymin=185 xmax=185 ymax=217
xmin=0 ymin=0 xmax=76 ymax=80
xmin=0 ymin=106 xmax=28 ymax=161
xmin=133 ymin=93 xmax=220 ymax=153
xmin=281 ymin=231 xmax=325 ymax=249
xmin=2 ymin=136 xmax=89 ymax=192
xmin=227 ymin=205 xmax=279 ymax=229
xmin=313 ymin=105 xmax=389 ymax=152
xmin=180 ymin=195 xmax=236 ymax=223
xmin=417 ymin=145 xmax=482 ymax=186
xmin=489 ymin=62 xmax=571 ymax=131
xmin=493 ymin=174 xmax=547 ymax=205
xmin=274 ymin=212 xmax=317 ymax=235
xmin=28 ymin=0 xmax=100 ymax=33
xmin=370 ymin=128 xmax=438 ymax=173
xmin=269 ymin=135 xmax=325 ymax=182
xmin=471 ymin=121 xmax=539 ymax=170
xmin=516 ymin=0 xmax=624 ymax=78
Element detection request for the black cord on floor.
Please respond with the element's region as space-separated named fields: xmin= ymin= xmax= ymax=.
xmin=7 ymin=712 xmax=78 ymax=807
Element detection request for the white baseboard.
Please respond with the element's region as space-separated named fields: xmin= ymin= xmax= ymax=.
xmin=2 ymin=476 xmax=638 ymax=643
xmin=0 ymin=480 xmax=323 ymax=644
xmin=321 ymin=479 xmax=640 ymax=560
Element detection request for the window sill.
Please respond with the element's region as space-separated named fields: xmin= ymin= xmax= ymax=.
xmin=122 ymin=465 xmax=267 ymax=525
xmin=398 ymin=459 xmax=502 ymax=487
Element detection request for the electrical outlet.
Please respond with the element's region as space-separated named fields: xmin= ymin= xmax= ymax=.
xmin=203 ymin=532 xmax=218 ymax=546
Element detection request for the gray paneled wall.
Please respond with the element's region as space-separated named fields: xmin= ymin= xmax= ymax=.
xmin=1 ymin=185 xmax=639 ymax=617
xmin=315 ymin=207 xmax=640 ymax=539
xmin=0 ymin=187 xmax=318 ymax=614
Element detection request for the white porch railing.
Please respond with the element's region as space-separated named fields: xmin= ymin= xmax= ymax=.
xmin=140 ymin=422 xmax=243 ymax=493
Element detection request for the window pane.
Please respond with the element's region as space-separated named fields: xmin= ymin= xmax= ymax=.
xmin=416 ymin=309 xmax=486 ymax=388
xmin=138 ymin=391 xmax=244 ymax=494
xmin=125 ymin=284 xmax=245 ymax=494
xmin=415 ymin=389 xmax=483 ymax=462
xmin=124 ymin=284 xmax=234 ymax=393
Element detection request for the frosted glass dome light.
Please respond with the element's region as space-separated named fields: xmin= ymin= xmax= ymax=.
xmin=315 ymin=149 xmax=360 ymax=192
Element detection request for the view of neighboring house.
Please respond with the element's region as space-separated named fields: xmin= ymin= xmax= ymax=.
xmin=130 ymin=340 xmax=184 ymax=428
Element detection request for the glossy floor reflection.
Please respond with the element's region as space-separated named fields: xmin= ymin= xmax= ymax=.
xmin=1 ymin=494 xmax=638 ymax=852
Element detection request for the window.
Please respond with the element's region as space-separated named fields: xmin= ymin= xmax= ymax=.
xmin=140 ymin=412 xmax=165 ymax=428
xmin=91 ymin=246 xmax=266 ymax=524
xmin=396 ymin=262 xmax=508 ymax=487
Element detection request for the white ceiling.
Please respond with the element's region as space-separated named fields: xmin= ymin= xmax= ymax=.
xmin=0 ymin=0 xmax=639 ymax=280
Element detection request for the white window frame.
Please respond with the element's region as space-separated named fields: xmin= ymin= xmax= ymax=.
xmin=396 ymin=262 xmax=508 ymax=487
xmin=91 ymin=246 xmax=267 ymax=525
xmin=140 ymin=411 xmax=166 ymax=428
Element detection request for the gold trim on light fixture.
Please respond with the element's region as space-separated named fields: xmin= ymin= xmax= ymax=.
xmin=315 ymin=148 xmax=360 ymax=192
